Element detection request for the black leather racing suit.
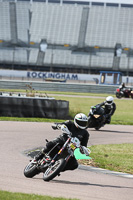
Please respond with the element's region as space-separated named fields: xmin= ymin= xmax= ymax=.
xmin=98 ymin=102 xmax=116 ymax=124
xmin=42 ymin=120 xmax=89 ymax=171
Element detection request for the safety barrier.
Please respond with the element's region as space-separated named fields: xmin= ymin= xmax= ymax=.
xmin=0 ymin=95 xmax=69 ymax=119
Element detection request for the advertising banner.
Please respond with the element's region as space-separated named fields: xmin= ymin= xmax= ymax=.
xmin=0 ymin=69 xmax=99 ymax=81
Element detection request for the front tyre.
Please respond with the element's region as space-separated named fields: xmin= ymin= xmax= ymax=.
xmin=87 ymin=116 xmax=95 ymax=128
xmin=24 ymin=162 xmax=40 ymax=178
xmin=116 ymin=92 xmax=123 ymax=99
xmin=43 ymin=158 xmax=66 ymax=182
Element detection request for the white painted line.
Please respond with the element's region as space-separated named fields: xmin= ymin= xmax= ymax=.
xmin=78 ymin=165 xmax=133 ymax=179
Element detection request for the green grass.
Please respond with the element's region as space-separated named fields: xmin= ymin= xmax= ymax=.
xmin=0 ymin=191 xmax=78 ymax=200
xmin=0 ymin=117 xmax=64 ymax=123
xmin=0 ymin=91 xmax=132 ymax=125
xmin=87 ymin=143 xmax=133 ymax=174
xmin=53 ymin=95 xmax=133 ymax=125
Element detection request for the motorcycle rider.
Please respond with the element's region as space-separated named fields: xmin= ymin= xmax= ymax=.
xmin=98 ymin=96 xmax=116 ymax=124
xmin=119 ymin=82 xmax=132 ymax=94
xmin=34 ymin=113 xmax=90 ymax=172
xmin=119 ymin=82 xmax=126 ymax=92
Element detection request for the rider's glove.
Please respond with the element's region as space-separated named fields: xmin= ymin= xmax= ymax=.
xmin=52 ymin=123 xmax=62 ymax=130
xmin=103 ymin=115 xmax=106 ymax=120
xmin=80 ymin=146 xmax=91 ymax=156
xmin=51 ymin=123 xmax=58 ymax=130
xmin=104 ymin=114 xmax=110 ymax=119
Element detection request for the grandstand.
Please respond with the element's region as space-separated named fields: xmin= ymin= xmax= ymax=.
xmin=0 ymin=0 xmax=133 ymax=75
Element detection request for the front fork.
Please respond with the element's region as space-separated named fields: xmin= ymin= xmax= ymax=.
xmin=50 ymin=138 xmax=71 ymax=165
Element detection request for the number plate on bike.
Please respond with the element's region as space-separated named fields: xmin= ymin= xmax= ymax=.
xmin=70 ymin=143 xmax=76 ymax=150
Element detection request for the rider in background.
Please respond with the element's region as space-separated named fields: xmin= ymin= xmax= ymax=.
xmin=34 ymin=113 xmax=90 ymax=172
xmin=119 ymin=82 xmax=132 ymax=93
xmin=119 ymin=82 xmax=126 ymax=91
xmin=98 ymin=96 xmax=116 ymax=124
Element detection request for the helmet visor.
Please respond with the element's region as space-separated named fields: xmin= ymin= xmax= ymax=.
xmin=75 ymin=119 xmax=87 ymax=127
xmin=107 ymin=101 xmax=112 ymax=104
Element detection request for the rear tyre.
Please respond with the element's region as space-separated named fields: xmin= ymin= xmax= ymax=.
xmin=95 ymin=127 xmax=100 ymax=130
xmin=24 ymin=162 xmax=40 ymax=178
xmin=43 ymin=158 xmax=66 ymax=182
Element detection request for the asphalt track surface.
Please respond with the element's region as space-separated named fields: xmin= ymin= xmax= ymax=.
xmin=0 ymin=121 xmax=133 ymax=200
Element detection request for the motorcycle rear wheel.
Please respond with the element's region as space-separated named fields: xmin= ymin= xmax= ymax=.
xmin=24 ymin=162 xmax=40 ymax=178
xmin=43 ymin=158 xmax=66 ymax=182
xmin=95 ymin=127 xmax=100 ymax=130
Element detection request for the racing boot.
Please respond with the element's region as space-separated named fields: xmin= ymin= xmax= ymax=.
xmin=34 ymin=151 xmax=44 ymax=162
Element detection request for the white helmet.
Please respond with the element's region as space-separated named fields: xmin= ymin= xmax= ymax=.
xmin=105 ymin=96 xmax=114 ymax=106
xmin=74 ymin=113 xmax=88 ymax=129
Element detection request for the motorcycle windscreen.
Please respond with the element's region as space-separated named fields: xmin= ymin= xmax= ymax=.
xmin=74 ymin=148 xmax=92 ymax=160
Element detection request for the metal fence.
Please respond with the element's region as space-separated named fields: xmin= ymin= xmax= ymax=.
xmin=0 ymin=80 xmax=119 ymax=94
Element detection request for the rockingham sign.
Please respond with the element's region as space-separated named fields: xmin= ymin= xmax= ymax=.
xmin=27 ymin=71 xmax=79 ymax=80
xmin=0 ymin=69 xmax=99 ymax=82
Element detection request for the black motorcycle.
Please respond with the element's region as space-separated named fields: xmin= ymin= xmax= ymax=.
xmin=24 ymin=125 xmax=90 ymax=181
xmin=87 ymin=104 xmax=106 ymax=130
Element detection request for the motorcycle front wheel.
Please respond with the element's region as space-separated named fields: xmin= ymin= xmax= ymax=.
xmin=24 ymin=161 xmax=40 ymax=178
xmin=116 ymin=92 xmax=123 ymax=99
xmin=43 ymin=158 xmax=66 ymax=182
